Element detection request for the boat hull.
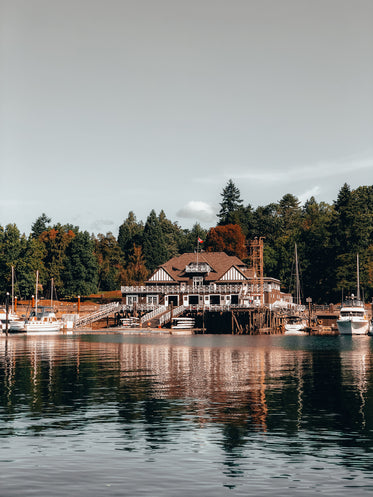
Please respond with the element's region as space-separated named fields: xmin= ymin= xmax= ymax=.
xmin=337 ymin=319 xmax=369 ymax=335
xmin=24 ymin=323 xmax=62 ymax=334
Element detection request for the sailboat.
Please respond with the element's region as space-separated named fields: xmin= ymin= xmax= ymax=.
xmin=1 ymin=266 xmax=25 ymax=333
xmin=337 ymin=254 xmax=369 ymax=336
xmin=24 ymin=272 xmax=63 ymax=334
xmin=285 ymin=243 xmax=307 ymax=335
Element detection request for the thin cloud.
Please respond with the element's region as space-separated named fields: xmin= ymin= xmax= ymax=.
xmin=89 ymin=219 xmax=115 ymax=232
xmin=194 ymin=155 xmax=373 ymax=185
xmin=297 ymin=186 xmax=321 ymax=205
xmin=177 ymin=201 xmax=217 ymax=223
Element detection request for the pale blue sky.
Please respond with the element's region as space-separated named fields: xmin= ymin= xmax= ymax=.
xmin=1 ymin=0 xmax=372 ymax=235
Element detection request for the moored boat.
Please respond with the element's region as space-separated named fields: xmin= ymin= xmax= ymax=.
xmin=24 ymin=307 xmax=63 ymax=334
xmin=336 ymin=295 xmax=369 ymax=335
xmin=284 ymin=315 xmax=308 ymax=335
xmin=337 ymin=254 xmax=369 ymax=336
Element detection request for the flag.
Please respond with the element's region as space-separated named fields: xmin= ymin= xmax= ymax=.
xmin=198 ymin=237 xmax=203 ymax=244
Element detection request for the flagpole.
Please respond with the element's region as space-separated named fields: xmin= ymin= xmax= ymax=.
xmin=196 ymin=238 xmax=199 ymax=267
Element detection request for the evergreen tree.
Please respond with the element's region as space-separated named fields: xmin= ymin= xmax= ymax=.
xmin=31 ymin=213 xmax=51 ymax=238
xmin=122 ymin=245 xmax=149 ymax=285
xmin=38 ymin=224 xmax=76 ymax=292
xmin=62 ymin=231 xmax=99 ymax=297
xmin=94 ymin=232 xmax=125 ymax=291
xmin=178 ymin=223 xmax=208 ymax=253
xmin=142 ymin=210 xmax=167 ymax=273
xmin=118 ymin=211 xmax=144 ymax=258
xmin=158 ymin=210 xmax=182 ymax=260
xmin=218 ymin=179 xmax=244 ymax=225
xmin=300 ymin=197 xmax=335 ymax=302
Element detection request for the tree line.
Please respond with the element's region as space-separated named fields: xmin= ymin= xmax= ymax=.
xmin=0 ymin=181 xmax=372 ymax=304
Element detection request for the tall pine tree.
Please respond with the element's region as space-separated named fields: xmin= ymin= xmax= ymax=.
xmin=218 ymin=179 xmax=244 ymax=225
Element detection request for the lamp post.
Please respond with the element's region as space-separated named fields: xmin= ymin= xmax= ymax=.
xmin=306 ymin=297 xmax=312 ymax=329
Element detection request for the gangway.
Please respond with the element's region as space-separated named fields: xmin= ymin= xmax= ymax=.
xmin=159 ymin=305 xmax=186 ymax=327
xmin=75 ymin=302 xmax=119 ymax=328
xmin=139 ymin=305 xmax=167 ymax=325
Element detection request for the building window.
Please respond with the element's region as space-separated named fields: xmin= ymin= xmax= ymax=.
xmin=193 ymin=276 xmax=203 ymax=287
xmin=127 ymin=295 xmax=138 ymax=305
xmin=146 ymin=295 xmax=159 ymax=305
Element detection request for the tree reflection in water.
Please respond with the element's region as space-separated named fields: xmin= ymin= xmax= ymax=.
xmin=1 ymin=334 xmax=373 ymax=480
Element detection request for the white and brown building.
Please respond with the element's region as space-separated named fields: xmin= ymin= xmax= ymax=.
xmin=121 ymin=251 xmax=292 ymax=311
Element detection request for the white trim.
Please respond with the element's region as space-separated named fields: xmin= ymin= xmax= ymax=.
xmin=149 ymin=268 xmax=174 ymax=282
xmin=220 ymin=266 xmax=246 ymax=281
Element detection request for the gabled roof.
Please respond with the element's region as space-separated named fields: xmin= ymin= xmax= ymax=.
xmin=148 ymin=252 xmax=252 ymax=283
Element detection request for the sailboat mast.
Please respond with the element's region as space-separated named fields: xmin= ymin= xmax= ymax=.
xmin=295 ymin=243 xmax=300 ymax=305
xmin=11 ymin=265 xmax=14 ymax=314
xmin=357 ymin=253 xmax=360 ymax=301
xmin=35 ymin=270 xmax=39 ymax=314
xmin=51 ymin=277 xmax=54 ymax=309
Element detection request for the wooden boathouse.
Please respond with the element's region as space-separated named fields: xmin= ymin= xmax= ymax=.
xmin=120 ymin=246 xmax=294 ymax=333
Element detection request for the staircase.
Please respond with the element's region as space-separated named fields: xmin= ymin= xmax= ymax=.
xmin=140 ymin=305 xmax=167 ymax=326
xmin=159 ymin=305 xmax=186 ymax=327
xmin=75 ymin=302 xmax=119 ymax=328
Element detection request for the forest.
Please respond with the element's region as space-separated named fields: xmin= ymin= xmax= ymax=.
xmin=1 ymin=181 xmax=373 ymax=305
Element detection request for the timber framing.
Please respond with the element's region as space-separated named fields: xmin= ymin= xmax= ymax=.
xmin=121 ymin=251 xmax=292 ymax=312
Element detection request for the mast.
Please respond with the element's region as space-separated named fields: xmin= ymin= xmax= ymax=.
xmin=51 ymin=277 xmax=54 ymax=309
xmin=35 ymin=270 xmax=39 ymax=314
xmin=295 ymin=243 xmax=301 ymax=306
xmin=357 ymin=253 xmax=360 ymax=301
xmin=11 ymin=265 xmax=14 ymax=313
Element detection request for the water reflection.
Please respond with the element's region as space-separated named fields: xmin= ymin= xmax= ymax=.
xmin=1 ymin=334 xmax=373 ymax=493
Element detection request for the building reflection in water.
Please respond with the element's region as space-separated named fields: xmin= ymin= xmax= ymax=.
xmin=0 ymin=335 xmax=372 ymax=451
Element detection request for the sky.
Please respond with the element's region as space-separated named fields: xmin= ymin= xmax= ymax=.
xmin=1 ymin=0 xmax=373 ymax=236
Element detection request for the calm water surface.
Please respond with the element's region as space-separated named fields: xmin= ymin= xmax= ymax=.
xmin=1 ymin=333 xmax=373 ymax=496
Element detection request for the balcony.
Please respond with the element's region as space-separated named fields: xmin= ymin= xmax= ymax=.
xmin=121 ymin=284 xmax=249 ymax=294
xmin=184 ymin=263 xmax=211 ymax=273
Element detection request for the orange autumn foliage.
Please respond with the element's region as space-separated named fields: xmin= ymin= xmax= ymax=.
xmin=205 ymin=224 xmax=247 ymax=259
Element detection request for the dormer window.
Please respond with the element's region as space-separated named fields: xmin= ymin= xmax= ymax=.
xmin=193 ymin=276 xmax=204 ymax=287
xmin=185 ymin=263 xmax=211 ymax=273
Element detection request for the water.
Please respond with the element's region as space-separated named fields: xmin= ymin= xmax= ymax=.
xmin=1 ymin=333 xmax=373 ymax=496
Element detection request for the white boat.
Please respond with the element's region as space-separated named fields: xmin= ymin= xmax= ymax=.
xmin=1 ymin=266 xmax=25 ymax=332
xmin=24 ymin=307 xmax=63 ymax=334
xmin=8 ymin=319 xmax=26 ymax=332
xmin=284 ymin=315 xmax=308 ymax=335
xmin=337 ymin=254 xmax=369 ymax=336
xmin=24 ymin=272 xmax=63 ymax=334
xmin=0 ymin=308 xmax=20 ymax=332
xmin=337 ymin=295 xmax=369 ymax=335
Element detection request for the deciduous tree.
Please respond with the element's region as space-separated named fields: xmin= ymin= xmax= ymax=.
xmin=205 ymin=224 xmax=247 ymax=259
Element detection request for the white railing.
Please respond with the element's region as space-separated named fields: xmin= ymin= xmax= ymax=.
xmin=120 ymin=304 xmax=159 ymax=312
xmin=159 ymin=305 xmax=186 ymax=326
xmin=121 ymin=284 xmax=248 ymax=294
xmin=75 ymin=302 xmax=119 ymax=328
xmin=140 ymin=305 xmax=167 ymax=325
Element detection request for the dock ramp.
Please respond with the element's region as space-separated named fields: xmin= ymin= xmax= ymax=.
xmin=75 ymin=302 xmax=119 ymax=328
